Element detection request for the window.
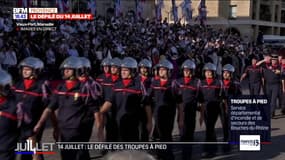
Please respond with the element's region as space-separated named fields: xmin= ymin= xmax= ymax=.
xmin=275 ymin=5 xmax=279 ymax=22
xmin=281 ymin=10 xmax=285 ymax=23
xmin=252 ymin=0 xmax=256 ymax=19
xmin=259 ymin=4 xmax=271 ymax=21
xmin=170 ymin=11 xmax=173 ymax=21
xmin=31 ymin=0 xmax=38 ymax=6
xmin=229 ymin=5 xmax=237 ymax=19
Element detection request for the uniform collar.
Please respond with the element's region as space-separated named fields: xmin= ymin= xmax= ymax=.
xmin=206 ymin=78 xmax=214 ymax=85
xmin=105 ymin=73 xmax=111 ymax=78
xmin=121 ymin=78 xmax=135 ymax=88
xmin=64 ymin=80 xmax=80 ymax=91
xmin=184 ymin=77 xmax=191 ymax=84
xmin=223 ymin=79 xmax=231 ymax=86
xmin=0 ymin=96 xmax=7 ymax=105
xmin=24 ymin=79 xmax=36 ymax=90
xmin=122 ymin=79 xmax=132 ymax=87
xmin=111 ymin=74 xmax=119 ymax=82
xmin=160 ymin=78 xmax=168 ymax=87
xmin=21 ymin=78 xmax=37 ymax=91
xmin=140 ymin=75 xmax=148 ymax=83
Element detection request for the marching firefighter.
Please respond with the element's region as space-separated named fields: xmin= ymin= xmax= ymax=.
xmin=221 ymin=64 xmax=241 ymax=152
xmin=199 ymin=63 xmax=223 ymax=158
xmin=240 ymin=55 xmax=263 ymax=95
xmin=99 ymin=57 xmax=152 ymax=141
xmin=176 ymin=59 xmax=200 ymax=160
xmin=150 ymin=63 xmax=160 ymax=141
xmin=98 ymin=57 xmax=121 ymax=143
xmin=96 ymin=58 xmax=112 ymax=84
xmin=13 ymin=57 xmax=51 ymax=160
xmin=95 ymin=57 xmax=112 ymax=141
xmin=77 ymin=57 xmax=103 ymax=141
xmin=136 ymin=58 xmax=153 ymax=141
xmin=0 ymin=70 xmax=18 ymax=160
xmin=148 ymin=59 xmax=177 ymax=160
xmin=261 ymin=54 xmax=282 ymax=117
xmin=137 ymin=59 xmax=152 ymax=87
xmin=33 ymin=56 xmax=100 ymax=160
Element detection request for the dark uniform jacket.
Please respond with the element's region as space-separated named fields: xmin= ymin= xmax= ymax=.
xmin=12 ymin=79 xmax=50 ymax=138
xmin=0 ymin=95 xmax=18 ymax=153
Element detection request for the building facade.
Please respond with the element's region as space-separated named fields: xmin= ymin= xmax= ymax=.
xmin=159 ymin=0 xmax=285 ymax=42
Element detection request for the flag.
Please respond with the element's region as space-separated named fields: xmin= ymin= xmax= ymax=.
xmin=57 ymin=0 xmax=70 ymax=13
xmin=181 ymin=0 xmax=192 ymax=23
xmin=115 ymin=0 xmax=121 ymax=17
xmin=172 ymin=0 xmax=178 ymax=23
xmin=198 ymin=0 xmax=207 ymax=25
xmin=156 ymin=0 xmax=164 ymax=21
xmin=87 ymin=0 xmax=96 ymax=16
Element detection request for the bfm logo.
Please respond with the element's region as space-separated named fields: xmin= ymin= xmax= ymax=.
xmin=13 ymin=8 xmax=28 ymax=19
xmin=15 ymin=140 xmax=56 ymax=155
